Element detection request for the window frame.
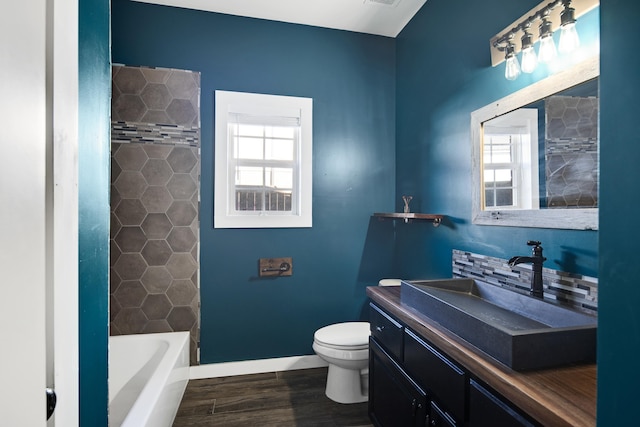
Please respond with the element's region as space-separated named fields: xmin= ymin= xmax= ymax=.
xmin=214 ymin=90 xmax=313 ymax=228
xmin=481 ymin=108 xmax=539 ymax=211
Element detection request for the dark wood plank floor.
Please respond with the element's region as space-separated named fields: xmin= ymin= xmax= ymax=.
xmin=173 ymin=367 xmax=373 ymax=426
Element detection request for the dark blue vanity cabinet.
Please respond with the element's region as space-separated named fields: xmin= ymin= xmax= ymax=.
xmin=468 ymin=379 xmax=536 ymax=427
xmin=369 ymin=338 xmax=428 ymax=426
xmin=368 ymin=302 xmax=538 ymax=427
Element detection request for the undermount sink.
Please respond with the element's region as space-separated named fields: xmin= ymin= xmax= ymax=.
xmin=400 ymin=278 xmax=597 ymax=371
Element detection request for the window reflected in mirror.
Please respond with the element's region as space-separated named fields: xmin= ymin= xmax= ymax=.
xmin=480 ymin=77 xmax=598 ymax=212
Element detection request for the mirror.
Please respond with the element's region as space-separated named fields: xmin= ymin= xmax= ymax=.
xmin=471 ymin=56 xmax=599 ymax=230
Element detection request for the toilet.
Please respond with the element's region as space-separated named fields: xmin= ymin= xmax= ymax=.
xmin=312 ymin=279 xmax=401 ymax=404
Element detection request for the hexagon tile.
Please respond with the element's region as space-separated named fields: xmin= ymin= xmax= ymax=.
xmin=112 ymin=64 xmax=200 ymax=146
xmin=110 ymin=64 xmax=201 ymax=365
xmin=545 ymin=95 xmax=598 ymax=208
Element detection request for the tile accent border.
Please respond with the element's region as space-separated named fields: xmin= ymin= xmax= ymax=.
xmin=452 ymin=249 xmax=597 ymax=313
xmin=111 ymin=121 xmax=200 ymax=146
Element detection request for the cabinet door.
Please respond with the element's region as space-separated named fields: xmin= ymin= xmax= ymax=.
xmin=468 ymin=379 xmax=538 ymax=427
xmin=404 ymin=329 xmax=467 ymax=424
xmin=429 ymin=401 xmax=458 ymax=427
xmin=369 ymin=338 xmax=428 ymax=427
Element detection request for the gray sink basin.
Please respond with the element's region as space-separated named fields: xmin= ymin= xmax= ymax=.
xmin=400 ymin=278 xmax=597 ymax=371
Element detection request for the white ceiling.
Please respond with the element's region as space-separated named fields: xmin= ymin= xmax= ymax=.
xmin=132 ymin=0 xmax=427 ymax=38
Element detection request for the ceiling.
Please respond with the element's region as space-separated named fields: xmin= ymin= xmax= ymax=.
xmin=132 ymin=0 xmax=427 ymax=38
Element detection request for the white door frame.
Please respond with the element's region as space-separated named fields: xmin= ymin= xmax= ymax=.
xmin=0 ymin=0 xmax=79 ymax=425
xmin=48 ymin=0 xmax=80 ymax=424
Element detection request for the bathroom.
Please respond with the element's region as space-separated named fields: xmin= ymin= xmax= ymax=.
xmin=2 ymin=0 xmax=639 ymax=426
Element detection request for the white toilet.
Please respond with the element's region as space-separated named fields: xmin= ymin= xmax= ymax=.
xmin=312 ymin=279 xmax=401 ymax=404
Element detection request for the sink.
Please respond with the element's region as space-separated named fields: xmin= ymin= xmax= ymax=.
xmin=400 ymin=278 xmax=597 ymax=371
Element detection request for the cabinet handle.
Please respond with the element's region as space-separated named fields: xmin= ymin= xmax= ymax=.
xmin=375 ymin=325 xmax=385 ymax=332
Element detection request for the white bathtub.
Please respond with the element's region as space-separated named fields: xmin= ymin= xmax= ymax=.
xmin=109 ymin=332 xmax=190 ymax=427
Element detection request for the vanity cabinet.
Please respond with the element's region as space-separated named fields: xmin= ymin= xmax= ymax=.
xmin=369 ymin=302 xmax=538 ymax=427
xmin=369 ymin=338 xmax=427 ymax=427
xmin=468 ymin=379 xmax=535 ymax=427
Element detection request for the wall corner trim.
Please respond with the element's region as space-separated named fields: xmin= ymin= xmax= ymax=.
xmin=189 ymin=355 xmax=328 ymax=379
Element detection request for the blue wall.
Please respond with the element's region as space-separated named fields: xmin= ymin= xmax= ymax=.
xmin=395 ymin=0 xmax=600 ymax=280
xmin=105 ymin=0 xmax=640 ymax=424
xmin=112 ymin=0 xmax=397 ymax=363
xmin=598 ymin=2 xmax=640 ymax=425
xmin=79 ymin=0 xmax=110 ymax=423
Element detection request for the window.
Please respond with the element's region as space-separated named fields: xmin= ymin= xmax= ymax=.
xmin=214 ymin=91 xmax=312 ymax=228
xmin=482 ymin=108 xmax=539 ymax=210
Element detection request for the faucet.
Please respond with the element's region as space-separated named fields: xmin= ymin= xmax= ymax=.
xmin=508 ymin=241 xmax=546 ymax=298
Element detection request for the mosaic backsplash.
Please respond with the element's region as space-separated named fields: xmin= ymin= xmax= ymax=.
xmin=110 ymin=65 xmax=201 ymax=365
xmin=452 ymin=249 xmax=597 ymax=313
xmin=545 ymin=95 xmax=598 ymax=208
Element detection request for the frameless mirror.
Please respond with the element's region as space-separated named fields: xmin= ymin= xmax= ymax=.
xmin=471 ymin=56 xmax=599 ymax=230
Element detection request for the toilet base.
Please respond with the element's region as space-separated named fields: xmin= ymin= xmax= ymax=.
xmin=324 ymin=364 xmax=368 ymax=404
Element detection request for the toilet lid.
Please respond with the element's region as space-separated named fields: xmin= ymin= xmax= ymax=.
xmin=314 ymin=322 xmax=370 ymax=348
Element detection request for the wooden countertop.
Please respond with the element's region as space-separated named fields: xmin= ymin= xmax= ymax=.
xmin=367 ymin=286 xmax=596 ymax=427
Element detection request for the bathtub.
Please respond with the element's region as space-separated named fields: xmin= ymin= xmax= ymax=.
xmin=109 ymin=332 xmax=190 ymax=427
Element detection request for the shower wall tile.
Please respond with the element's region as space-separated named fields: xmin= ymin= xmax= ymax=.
xmin=545 ymin=95 xmax=599 ymax=208
xmin=112 ymin=64 xmax=200 ymax=146
xmin=110 ymin=64 xmax=201 ymax=365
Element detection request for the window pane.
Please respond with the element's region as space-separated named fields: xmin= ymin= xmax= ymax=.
xmin=236 ymin=190 xmax=263 ymax=211
xmin=484 ymin=135 xmax=512 ymax=163
xmin=492 ymin=142 xmax=512 ymax=163
xmin=265 ymin=138 xmax=294 ymax=160
xmin=494 ymin=169 xmax=512 ymax=186
xmin=238 ymin=124 xmax=263 ymax=137
xmin=236 ymin=166 xmax=263 ymax=186
xmin=265 ymin=126 xmax=295 ymax=139
xmin=484 ymin=170 xmax=494 ymax=183
xmin=485 ymin=189 xmax=495 ymax=207
xmin=235 ymin=137 xmax=263 ymax=159
xmin=495 ymin=189 xmax=514 ymax=206
xmin=265 ymin=191 xmax=292 ymax=211
xmin=265 ymin=167 xmax=292 ymax=189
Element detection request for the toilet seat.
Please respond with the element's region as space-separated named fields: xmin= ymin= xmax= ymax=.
xmin=313 ymin=322 xmax=370 ymax=351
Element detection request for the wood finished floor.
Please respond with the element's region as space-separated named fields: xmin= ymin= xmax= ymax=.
xmin=173 ymin=367 xmax=373 ymax=426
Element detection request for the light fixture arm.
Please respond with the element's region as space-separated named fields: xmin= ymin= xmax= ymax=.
xmin=492 ymin=0 xmax=562 ymax=52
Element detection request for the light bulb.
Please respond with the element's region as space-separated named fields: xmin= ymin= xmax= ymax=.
xmin=538 ymin=16 xmax=557 ymax=64
xmin=521 ymin=46 xmax=538 ymax=73
xmin=520 ymin=29 xmax=537 ymax=73
xmin=538 ymin=35 xmax=557 ymax=63
xmin=505 ymin=54 xmax=521 ymax=81
xmin=559 ymin=2 xmax=580 ymax=54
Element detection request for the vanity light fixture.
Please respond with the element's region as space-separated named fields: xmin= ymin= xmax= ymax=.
xmin=489 ymin=0 xmax=596 ymax=80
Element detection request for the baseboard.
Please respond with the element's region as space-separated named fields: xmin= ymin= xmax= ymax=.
xmin=189 ymin=355 xmax=329 ymax=380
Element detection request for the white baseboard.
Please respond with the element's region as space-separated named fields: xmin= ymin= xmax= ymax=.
xmin=189 ymin=355 xmax=329 ymax=380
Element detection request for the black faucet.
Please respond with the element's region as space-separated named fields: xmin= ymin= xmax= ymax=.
xmin=508 ymin=241 xmax=546 ymax=298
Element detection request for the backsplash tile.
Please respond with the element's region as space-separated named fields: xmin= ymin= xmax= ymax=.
xmin=452 ymin=249 xmax=597 ymax=313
